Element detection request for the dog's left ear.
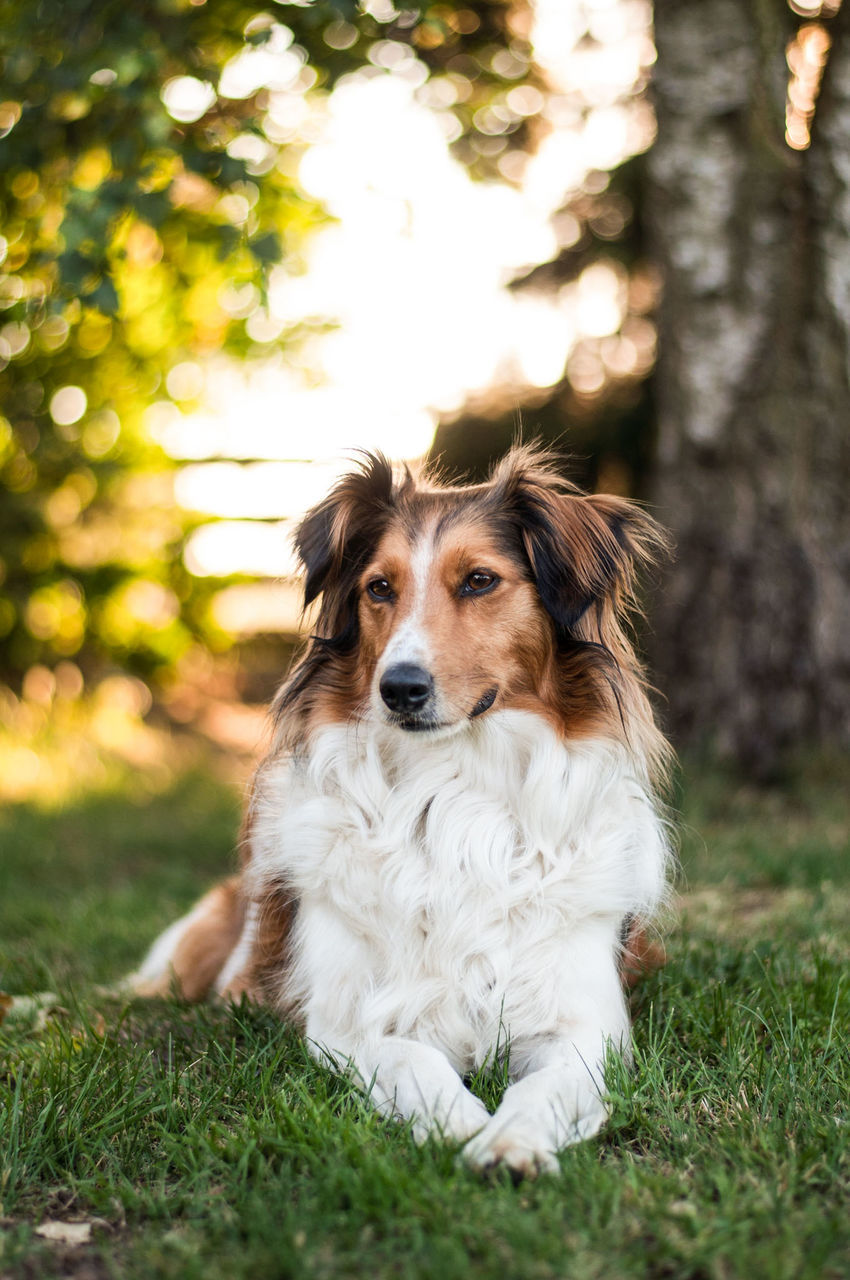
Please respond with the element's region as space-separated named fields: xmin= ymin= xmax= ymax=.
xmin=492 ymin=447 xmax=668 ymax=633
xmin=295 ymin=452 xmax=396 ymax=608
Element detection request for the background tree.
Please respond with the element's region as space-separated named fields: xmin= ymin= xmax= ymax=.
xmin=435 ymin=0 xmax=850 ymax=778
xmin=647 ymin=0 xmax=850 ymax=776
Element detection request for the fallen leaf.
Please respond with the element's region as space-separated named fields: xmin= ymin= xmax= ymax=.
xmin=0 ymin=992 xmax=12 ymax=1025
xmin=35 ymin=1220 xmax=92 ymax=1246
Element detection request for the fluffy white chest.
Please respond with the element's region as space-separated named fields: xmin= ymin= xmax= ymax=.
xmin=249 ymin=710 xmax=668 ymax=1068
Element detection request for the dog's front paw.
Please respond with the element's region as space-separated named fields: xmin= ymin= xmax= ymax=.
xmin=408 ymin=1089 xmax=491 ymax=1146
xmin=462 ymin=1120 xmax=560 ymax=1181
xmin=461 ymin=1090 xmax=609 ymax=1180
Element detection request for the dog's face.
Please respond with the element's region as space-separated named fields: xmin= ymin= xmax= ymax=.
xmin=291 ymin=446 xmax=664 ymax=738
xmin=359 ymin=512 xmax=551 ymax=735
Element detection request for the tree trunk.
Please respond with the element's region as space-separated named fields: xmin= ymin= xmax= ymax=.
xmin=647 ymin=0 xmax=850 ymax=777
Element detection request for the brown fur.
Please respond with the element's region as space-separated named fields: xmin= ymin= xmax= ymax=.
xmin=131 ymin=877 xmax=245 ymax=1000
xmin=247 ymin=888 xmax=300 ymax=1011
xmin=620 ymin=921 xmax=667 ymax=990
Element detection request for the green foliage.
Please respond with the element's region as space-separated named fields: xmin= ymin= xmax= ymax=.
xmin=0 ymin=0 xmax=533 ymax=686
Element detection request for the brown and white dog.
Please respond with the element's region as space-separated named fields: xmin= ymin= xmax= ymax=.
xmin=130 ymin=446 xmax=672 ymax=1178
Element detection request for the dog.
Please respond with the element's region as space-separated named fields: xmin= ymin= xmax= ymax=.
xmin=129 ymin=445 xmax=672 ymax=1178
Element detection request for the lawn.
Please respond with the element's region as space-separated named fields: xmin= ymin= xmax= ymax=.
xmin=1 ymin=748 xmax=848 ymax=1279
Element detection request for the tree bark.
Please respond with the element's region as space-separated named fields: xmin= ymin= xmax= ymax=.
xmin=647 ymin=0 xmax=850 ymax=777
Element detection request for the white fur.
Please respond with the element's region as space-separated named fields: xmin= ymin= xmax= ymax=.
xmin=372 ymin=530 xmax=434 ymax=697
xmin=246 ymin=709 xmax=670 ymax=1174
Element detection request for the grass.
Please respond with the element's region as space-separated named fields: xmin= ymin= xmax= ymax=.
xmin=1 ymin=755 xmax=849 ymax=1279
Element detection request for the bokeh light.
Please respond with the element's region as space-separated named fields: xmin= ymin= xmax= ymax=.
xmin=161 ymin=76 xmax=217 ymax=123
xmin=49 ymin=386 xmax=87 ymax=427
xmin=785 ymin=20 xmax=833 ymax=149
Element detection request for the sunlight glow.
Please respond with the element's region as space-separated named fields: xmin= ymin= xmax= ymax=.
xmin=176 ymin=460 xmax=349 ymax=519
xmin=184 ymin=521 xmax=298 ymax=578
xmin=147 ymin=371 xmax=438 ymax=463
xmin=211 ymin=582 xmax=306 ymax=635
xmin=156 ymin=0 xmax=657 ymax=610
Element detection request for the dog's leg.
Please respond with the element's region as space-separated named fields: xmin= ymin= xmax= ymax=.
xmin=125 ymin=878 xmax=245 ymax=1001
xmin=463 ymin=921 xmax=629 ymax=1178
xmin=308 ymin=1029 xmax=490 ymax=1144
xmin=296 ymin=903 xmax=489 ymax=1142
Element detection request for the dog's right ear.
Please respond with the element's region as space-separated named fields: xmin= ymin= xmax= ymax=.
xmin=295 ymin=453 xmax=396 ymax=607
xmin=490 ymin=443 xmax=668 ymax=637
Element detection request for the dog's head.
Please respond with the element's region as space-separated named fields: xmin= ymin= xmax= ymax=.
xmin=288 ymin=445 xmax=666 ymax=739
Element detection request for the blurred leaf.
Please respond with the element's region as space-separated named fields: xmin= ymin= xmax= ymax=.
xmin=88 ymin=278 xmax=120 ymax=316
xmin=249 ymin=231 xmax=282 ymax=266
xmin=133 ymin=190 xmax=171 ymax=229
xmin=215 ymin=224 xmax=242 ymax=261
xmin=57 ymin=250 xmax=95 ymax=290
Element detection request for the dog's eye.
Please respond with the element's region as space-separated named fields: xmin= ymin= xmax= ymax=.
xmin=461 ymin=571 xmax=498 ymax=597
xmin=367 ymin=578 xmax=394 ymax=601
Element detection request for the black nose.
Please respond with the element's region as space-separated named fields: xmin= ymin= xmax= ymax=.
xmin=379 ymin=663 xmax=434 ymax=714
